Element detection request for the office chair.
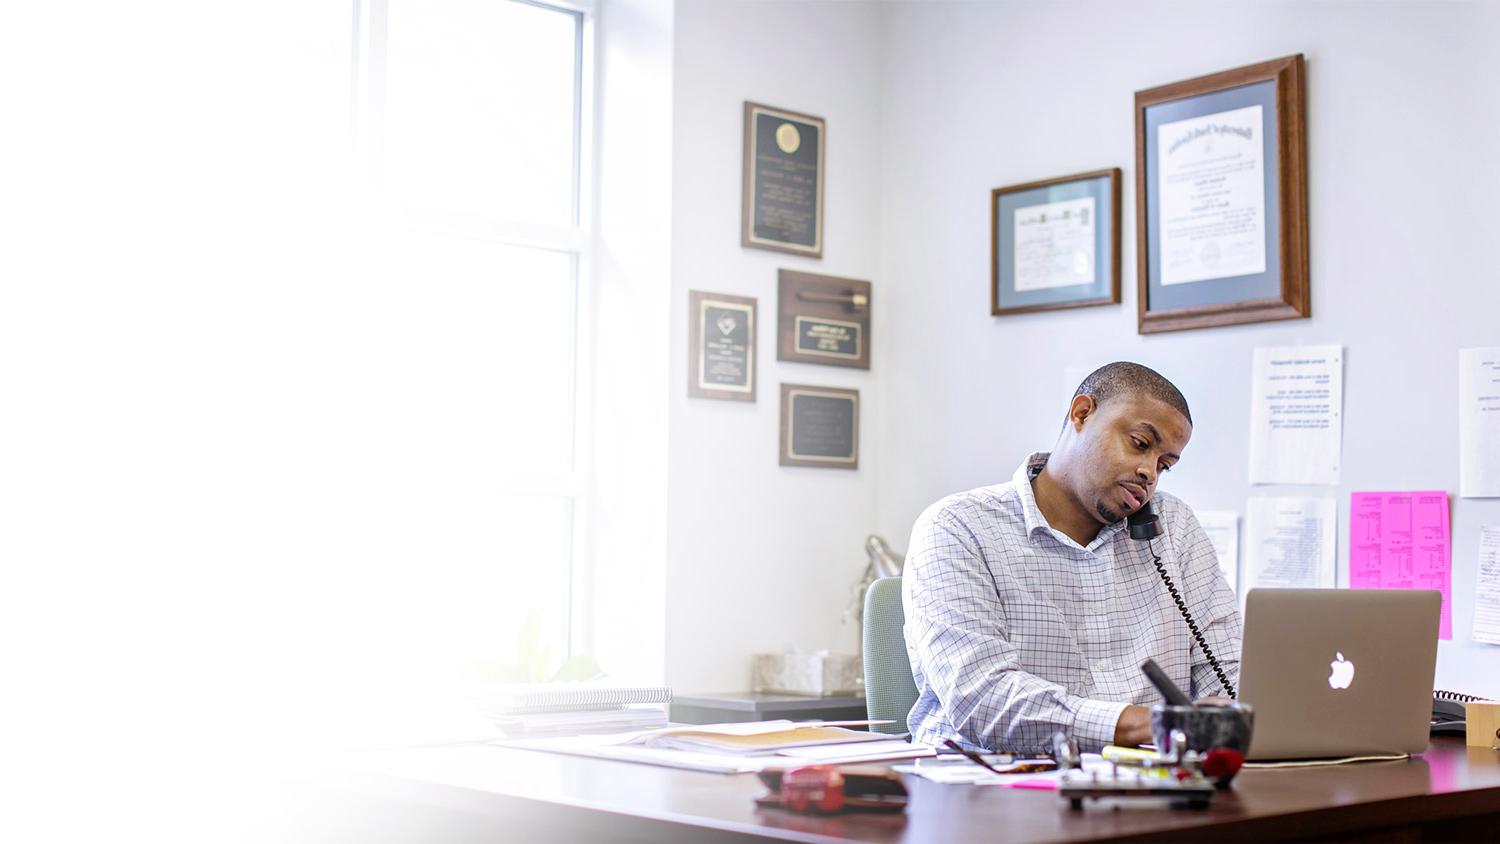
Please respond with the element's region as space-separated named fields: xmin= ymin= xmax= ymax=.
xmin=862 ymin=576 xmax=919 ymax=737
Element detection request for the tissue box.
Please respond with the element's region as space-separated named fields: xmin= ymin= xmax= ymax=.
xmin=751 ymin=652 xmax=863 ymax=696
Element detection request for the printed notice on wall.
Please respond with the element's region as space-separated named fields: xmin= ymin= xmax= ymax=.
xmin=1248 ymin=345 xmax=1343 ymax=485
xmin=1459 ymin=348 xmax=1500 ymax=498
xmin=1474 ymin=527 xmax=1500 ymax=646
xmin=1350 ymin=491 xmax=1452 ymax=640
xmin=1196 ymin=511 xmax=1241 ymax=594
xmin=1244 ymin=497 xmax=1337 ymax=589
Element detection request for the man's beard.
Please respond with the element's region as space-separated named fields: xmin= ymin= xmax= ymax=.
xmin=1095 ymin=499 xmax=1123 ymax=524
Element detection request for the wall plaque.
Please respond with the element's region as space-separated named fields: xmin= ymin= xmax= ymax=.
xmin=742 ymin=102 xmax=825 ymax=258
xmin=778 ymin=269 xmax=870 ymax=370
xmin=780 ymin=383 xmax=858 ymax=469
xmin=688 ymin=290 xmax=756 ymax=401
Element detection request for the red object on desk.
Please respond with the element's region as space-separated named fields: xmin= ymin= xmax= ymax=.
xmin=781 ymin=766 xmax=845 ymax=814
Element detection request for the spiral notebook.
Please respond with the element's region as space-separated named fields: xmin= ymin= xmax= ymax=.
xmin=475 ymin=683 xmax=672 ymax=716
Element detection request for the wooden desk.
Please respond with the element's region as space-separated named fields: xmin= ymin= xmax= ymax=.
xmin=288 ymin=737 xmax=1500 ymax=843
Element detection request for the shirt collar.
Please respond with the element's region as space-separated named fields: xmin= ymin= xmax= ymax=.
xmin=1014 ymin=452 xmax=1053 ymax=539
xmin=1014 ymin=451 xmax=1129 ymax=549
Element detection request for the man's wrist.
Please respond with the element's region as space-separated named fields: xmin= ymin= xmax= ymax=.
xmin=1070 ymin=698 xmax=1130 ymax=752
xmin=1113 ymin=704 xmax=1152 ymax=747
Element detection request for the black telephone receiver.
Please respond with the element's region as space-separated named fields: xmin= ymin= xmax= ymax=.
xmin=1128 ymin=501 xmax=1238 ymax=699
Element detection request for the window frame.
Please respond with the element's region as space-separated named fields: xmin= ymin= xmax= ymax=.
xmin=350 ymin=0 xmax=597 ymax=660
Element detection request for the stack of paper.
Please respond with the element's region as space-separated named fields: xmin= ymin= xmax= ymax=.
xmin=498 ymin=719 xmax=935 ymax=772
xmin=495 ymin=705 xmax=667 ymax=739
xmin=471 ymin=682 xmax=672 ymax=739
xmin=643 ymin=723 xmax=889 ymax=755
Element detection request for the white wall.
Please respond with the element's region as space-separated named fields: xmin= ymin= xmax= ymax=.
xmin=588 ymin=0 xmax=675 ymax=685
xmin=667 ymin=0 xmax=884 ymax=692
xmin=874 ymin=0 xmax=1500 ymax=696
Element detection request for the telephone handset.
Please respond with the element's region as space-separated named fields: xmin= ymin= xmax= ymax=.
xmin=1431 ymin=689 xmax=1491 ymax=735
xmin=1127 ymin=501 xmax=1238 ymax=699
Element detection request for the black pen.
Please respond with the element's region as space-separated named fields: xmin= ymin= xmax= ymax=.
xmin=941 ymin=740 xmax=1057 ymax=774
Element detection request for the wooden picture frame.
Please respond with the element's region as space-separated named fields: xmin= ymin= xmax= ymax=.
xmin=779 ymin=384 xmax=858 ymax=469
xmin=742 ymin=102 xmax=825 ymax=258
xmin=777 ymin=269 xmax=870 ymax=370
xmin=688 ymin=290 xmax=756 ymax=401
xmin=991 ymin=168 xmax=1121 ymax=316
xmin=1135 ymin=54 xmax=1310 ymax=334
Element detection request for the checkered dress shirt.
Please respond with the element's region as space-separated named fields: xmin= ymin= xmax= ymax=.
xmin=903 ymin=453 xmax=1242 ymax=753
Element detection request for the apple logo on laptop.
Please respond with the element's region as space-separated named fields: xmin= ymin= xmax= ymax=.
xmin=1328 ymin=652 xmax=1355 ymax=689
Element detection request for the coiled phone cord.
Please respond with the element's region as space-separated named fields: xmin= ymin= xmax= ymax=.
xmin=1148 ymin=538 xmax=1237 ymax=699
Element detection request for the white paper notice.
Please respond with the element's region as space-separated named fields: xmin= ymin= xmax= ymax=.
xmin=1244 ymin=497 xmax=1336 ymax=589
xmin=1248 ymin=345 xmax=1344 ymax=485
xmin=1196 ymin=511 xmax=1240 ymax=593
xmin=1014 ymin=196 xmax=1096 ymax=291
xmin=1459 ymin=348 xmax=1500 ymax=498
xmin=1474 ymin=526 xmax=1500 ymax=645
xmin=1156 ymin=104 xmax=1267 ymax=286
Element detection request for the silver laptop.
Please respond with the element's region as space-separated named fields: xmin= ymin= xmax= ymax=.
xmin=1238 ymin=588 xmax=1440 ymax=760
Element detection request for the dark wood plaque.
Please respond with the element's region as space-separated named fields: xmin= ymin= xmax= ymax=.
xmin=688 ymin=290 xmax=756 ymax=401
xmin=777 ymin=270 xmax=870 ymax=370
xmin=779 ymin=383 xmax=858 ymax=469
xmin=742 ymin=102 xmax=825 ymax=258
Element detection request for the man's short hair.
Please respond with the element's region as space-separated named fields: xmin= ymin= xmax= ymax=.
xmin=1071 ymin=362 xmax=1192 ymax=425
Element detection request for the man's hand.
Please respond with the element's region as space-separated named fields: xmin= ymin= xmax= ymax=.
xmin=1113 ymin=704 xmax=1152 ymax=746
xmin=1114 ymin=696 xmax=1235 ymax=746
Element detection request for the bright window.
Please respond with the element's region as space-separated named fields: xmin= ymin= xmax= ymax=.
xmin=355 ymin=0 xmax=588 ymax=676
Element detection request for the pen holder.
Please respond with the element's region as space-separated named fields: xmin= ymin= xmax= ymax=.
xmin=1150 ymin=702 xmax=1255 ymax=787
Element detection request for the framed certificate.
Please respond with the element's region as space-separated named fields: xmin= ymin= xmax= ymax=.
xmin=742 ymin=102 xmax=825 ymax=258
xmin=1136 ymin=54 xmax=1310 ymax=334
xmin=991 ymin=169 xmax=1121 ymax=316
xmin=688 ymin=290 xmax=756 ymax=401
xmin=779 ymin=384 xmax=858 ymax=469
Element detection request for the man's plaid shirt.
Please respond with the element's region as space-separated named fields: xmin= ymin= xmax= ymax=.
xmin=903 ymin=453 xmax=1242 ymax=753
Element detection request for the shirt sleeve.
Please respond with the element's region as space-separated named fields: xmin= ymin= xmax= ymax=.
xmin=1169 ymin=505 xmax=1244 ymax=699
xmin=904 ymin=507 xmax=1129 ymax=753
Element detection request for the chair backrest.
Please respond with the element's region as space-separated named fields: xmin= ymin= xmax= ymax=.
xmin=862 ymin=576 xmax=919 ymax=736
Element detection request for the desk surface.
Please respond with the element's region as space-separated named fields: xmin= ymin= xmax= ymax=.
xmin=296 ymin=737 xmax=1500 ymax=843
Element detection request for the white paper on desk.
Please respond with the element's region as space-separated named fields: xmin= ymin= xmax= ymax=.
xmin=1460 ymin=349 xmax=1500 ymax=498
xmin=1196 ymin=511 xmax=1240 ymax=594
xmin=1244 ymin=497 xmax=1336 ymax=589
xmin=1248 ymin=345 xmax=1343 ymax=485
xmin=775 ymin=740 xmax=935 ymax=764
xmin=496 ymin=736 xmax=764 ymax=773
xmin=1473 ymin=526 xmax=1500 ymax=645
xmin=893 ymin=753 xmax=1118 ymax=786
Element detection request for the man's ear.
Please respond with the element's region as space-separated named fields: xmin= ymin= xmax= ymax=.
xmin=1067 ymin=395 xmax=1096 ymax=432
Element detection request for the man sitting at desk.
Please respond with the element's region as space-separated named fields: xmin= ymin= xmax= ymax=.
xmin=903 ymin=362 xmax=1240 ymax=753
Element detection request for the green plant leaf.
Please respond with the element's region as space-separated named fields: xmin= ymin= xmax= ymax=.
xmin=550 ymin=653 xmax=606 ymax=683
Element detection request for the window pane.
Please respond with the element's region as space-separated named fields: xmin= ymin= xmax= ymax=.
xmin=385 ymin=232 xmax=576 ymax=475
xmin=384 ymin=0 xmax=577 ymax=225
xmin=424 ymin=494 xmax=573 ymax=667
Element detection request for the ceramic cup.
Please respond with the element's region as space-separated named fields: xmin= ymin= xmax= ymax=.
xmin=1149 ymin=702 xmax=1255 ymax=787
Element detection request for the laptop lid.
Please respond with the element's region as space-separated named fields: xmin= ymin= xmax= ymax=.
xmin=1239 ymin=588 xmax=1440 ymax=760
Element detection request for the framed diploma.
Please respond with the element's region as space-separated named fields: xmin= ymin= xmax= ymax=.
xmin=778 ymin=269 xmax=870 ymax=369
xmin=688 ymin=290 xmax=756 ymax=401
xmin=742 ymin=102 xmax=825 ymax=258
xmin=991 ymin=169 xmax=1121 ymax=316
xmin=779 ymin=384 xmax=858 ymax=469
xmin=1136 ymin=54 xmax=1310 ymax=334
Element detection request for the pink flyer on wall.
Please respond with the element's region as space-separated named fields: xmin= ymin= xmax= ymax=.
xmin=1349 ymin=491 xmax=1452 ymax=639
